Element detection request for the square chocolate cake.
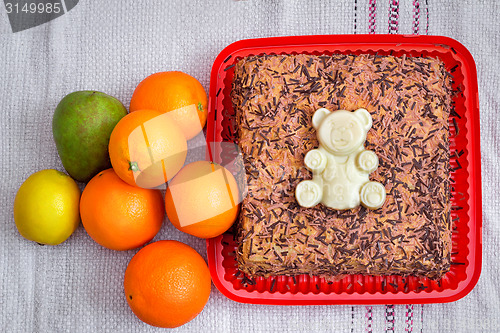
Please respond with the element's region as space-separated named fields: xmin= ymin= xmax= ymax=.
xmin=231 ymin=53 xmax=452 ymax=279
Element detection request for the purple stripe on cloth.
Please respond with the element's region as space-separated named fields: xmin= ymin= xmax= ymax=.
xmin=365 ymin=306 xmax=373 ymax=333
xmin=354 ymin=0 xmax=358 ymax=33
xmin=405 ymin=304 xmax=414 ymax=332
xmin=351 ymin=306 xmax=355 ymax=333
xmin=368 ymin=0 xmax=377 ymax=34
xmin=413 ymin=0 xmax=421 ymax=34
xmin=385 ymin=304 xmax=395 ymax=332
xmin=425 ymin=0 xmax=429 ymax=34
xmin=420 ymin=304 xmax=424 ymax=333
xmin=388 ymin=0 xmax=400 ymax=34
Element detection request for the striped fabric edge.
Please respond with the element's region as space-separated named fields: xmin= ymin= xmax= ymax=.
xmin=405 ymin=304 xmax=414 ymax=332
xmin=368 ymin=0 xmax=377 ymax=34
xmin=385 ymin=304 xmax=395 ymax=332
xmin=412 ymin=0 xmax=421 ymax=34
xmin=365 ymin=306 xmax=373 ymax=333
xmin=388 ymin=0 xmax=400 ymax=33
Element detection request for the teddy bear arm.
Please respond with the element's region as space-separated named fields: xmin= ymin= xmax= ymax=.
xmin=304 ymin=149 xmax=327 ymax=173
xmin=355 ymin=149 xmax=379 ymax=174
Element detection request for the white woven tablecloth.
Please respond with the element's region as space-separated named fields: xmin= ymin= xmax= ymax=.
xmin=1 ymin=1 xmax=498 ymax=332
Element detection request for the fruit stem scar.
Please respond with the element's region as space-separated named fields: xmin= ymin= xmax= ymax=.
xmin=129 ymin=161 xmax=140 ymax=172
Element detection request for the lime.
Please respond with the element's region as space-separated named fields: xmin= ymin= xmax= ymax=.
xmin=14 ymin=169 xmax=81 ymax=245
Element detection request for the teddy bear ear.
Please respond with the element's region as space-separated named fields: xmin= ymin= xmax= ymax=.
xmin=354 ymin=108 xmax=373 ymax=131
xmin=312 ymin=108 xmax=331 ymax=129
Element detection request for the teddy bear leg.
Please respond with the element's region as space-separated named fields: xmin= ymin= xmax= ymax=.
xmin=360 ymin=181 xmax=386 ymax=209
xmin=295 ymin=180 xmax=322 ymax=208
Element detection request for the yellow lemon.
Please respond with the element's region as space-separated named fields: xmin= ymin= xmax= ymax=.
xmin=14 ymin=169 xmax=81 ymax=245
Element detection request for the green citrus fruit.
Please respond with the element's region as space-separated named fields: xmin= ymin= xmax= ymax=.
xmin=14 ymin=169 xmax=81 ymax=245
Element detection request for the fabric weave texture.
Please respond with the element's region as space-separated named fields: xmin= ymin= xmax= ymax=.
xmin=0 ymin=1 xmax=498 ymax=332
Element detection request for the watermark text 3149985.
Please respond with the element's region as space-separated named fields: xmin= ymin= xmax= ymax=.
xmin=5 ymin=2 xmax=61 ymax=14
xmin=3 ymin=0 xmax=79 ymax=32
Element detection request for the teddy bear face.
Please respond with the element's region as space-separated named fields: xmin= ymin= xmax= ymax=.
xmin=318 ymin=111 xmax=365 ymax=155
xmin=314 ymin=109 xmax=372 ymax=156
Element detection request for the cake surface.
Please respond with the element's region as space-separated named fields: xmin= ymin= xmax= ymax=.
xmin=231 ymin=53 xmax=452 ymax=279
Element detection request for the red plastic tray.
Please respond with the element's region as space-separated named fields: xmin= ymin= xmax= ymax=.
xmin=205 ymin=35 xmax=482 ymax=305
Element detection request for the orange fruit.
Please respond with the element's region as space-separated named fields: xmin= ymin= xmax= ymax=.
xmin=108 ymin=109 xmax=187 ymax=189
xmin=165 ymin=161 xmax=240 ymax=239
xmin=129 ymin=71 xmax=208 ymax=140
xmin=80 ymin=168 xmax=164 ymax=251
xmin=124 ymin=240 xmax=211 ymax=328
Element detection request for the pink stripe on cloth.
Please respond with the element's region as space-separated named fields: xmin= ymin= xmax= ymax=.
xmin=405 ymin=304 xmax=414 ymax=332
xmin=413 ymin=0 xmax=421 ymax=34
xmin=365 ymin=306 xmax=373 ymax=333
xmin=385 ymin=304 xmax=395 ymax=332
xmin=368 ymin=0 xmax=377 ymax=34
xmin=388 ymin=0 xmax=400 ymax=34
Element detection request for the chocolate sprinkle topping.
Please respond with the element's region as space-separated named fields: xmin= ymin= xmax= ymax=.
xmin=231 ymin=53 xmax=453 ymax=280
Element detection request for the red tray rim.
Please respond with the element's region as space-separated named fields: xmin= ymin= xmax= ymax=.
xmin=205 ymin=34 xmax=482 ymax=305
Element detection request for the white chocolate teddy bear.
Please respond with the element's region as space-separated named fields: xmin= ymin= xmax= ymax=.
xmin=295 ymin=108 xmax=386 ymax=210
